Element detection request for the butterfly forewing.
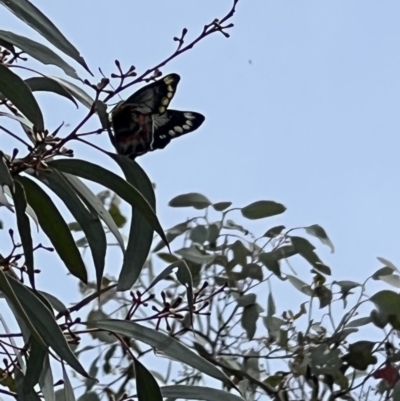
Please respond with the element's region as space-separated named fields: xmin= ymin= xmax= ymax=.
xmin=124 ymin=73 xmax=180 ymax=114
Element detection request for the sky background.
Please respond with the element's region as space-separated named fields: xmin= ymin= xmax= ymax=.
xmin=1 ymin=0 xmax=400 ymax=395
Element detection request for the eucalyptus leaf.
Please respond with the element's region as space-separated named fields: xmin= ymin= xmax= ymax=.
xmin=38 ymin=169 xmax=106 ymax=291
xmin=4 ymin=272 xmax=89 ymax=377
xmin=109 ymin=155 xmax=155 ymax=291
xmin=241 ymin=200 xmax=286 ymax=220
xmin=49 ymin=76 xmax=93 ymax=109
xmin=94 ymin=319 xmax=232 ymax=386
xmin=49 ymin=159 xmax=167 ymax=247
xmin=0 ymin=63 xmax=44 ymax=130
xmin=12 ymin=180 xmax=34 ymax=287
xmin=161 ymin=386 xmax=245 ymax=401
xmin=0 ymin=30 xmax=79 ymax=79
xmin=134 ymin=358 xmax=163 ymax=401
xmin=17 ymin=176 xmax=87 ymax=283
xmin=169 ymin=192 xmax=211 ymax=209
xmin=25 ymin=76 xmax=78 ymax=107
xmin=0 ymin=0 xmax=90 ymax=73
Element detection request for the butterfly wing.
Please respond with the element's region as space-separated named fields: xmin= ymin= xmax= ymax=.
xmin=124 ymin=73 xmax=181 ymax=114
xmin=109 ymin=74 xmax=205 ymax=159
xmin=110 ymin=106 xmax=154 ymax=158
xmin=111 ymin=109 xmax=205 ymax=159
xmin=150 ymin=110 xmax=205 ymax=151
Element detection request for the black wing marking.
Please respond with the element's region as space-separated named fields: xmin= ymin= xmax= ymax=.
xmin=124 ymin=73 xmax=181 ymax=114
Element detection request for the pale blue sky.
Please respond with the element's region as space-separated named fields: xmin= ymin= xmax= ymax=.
xmin=1 ymin=0 xmax=400 ymax=376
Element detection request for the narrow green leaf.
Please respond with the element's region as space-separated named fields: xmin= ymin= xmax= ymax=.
xmin=94 ymin=319 xmax=232 ymax=386
xmin=12 ymin=180 xmax=35 ymax=287
xmin=64 ymin=173 xmax=124 ymax=252
xmin=377 ymin=256 xmax=399 ymax=272
xmin=49 ymin=76 xmax=93 ymax=109
xmin=15 ymin=368 xmax=41 ymax=401
xmin=0 ymin=0 xmax=90 ymax=73
xmin=0 ymin=110 xmax=33 ymax=128
xmin=23 ymin=337 xmax=47 ymax=393
xmin=0 ymin=185 xmax=15 ymax=213
xmin=0 ymin=269 xmax=43 ymax=345
xmin=175 ymin=245 xmax=215 ymax=264
xmin=87 ymin=310 xmax=117 ymax=344
xmin=372 ymin=266 xmax=394 ymax=280
xmin=62 ymin=364 xmax=77 ymax=401
xmin=38 ymin=169 xmax=106 ymax=291
xmin=85 ymin=357 xmax=99 ymax=391
xmin=146 ymin=261 xmax=184 ymax=291
xmin=267 ymin=292 xmax=275 ymax=318
xmin=110 ymin=155 xmax=155 ymax=291
xmin=3 ymin=184 xmax=38 ymax=228
xmin=39 ymin=355 xmax=55 ymax=401
xmin=169 ymin=192 xmax=212 ymax=209
xmin=6 ymin=274 xmax=89 ymax=378
xmin=241 ymin=200 xmax=286 ymax=220
xmin=161 ymin=386 xmax=244 ymax=401
xmin=263 ymin=225 xmax=286 ymax=238
xmin=134 ymin=357 xmax=163 ymax=401
xmin=0 ymin=30 xmax=79 ymax=79
xmin=152 ymin=221 xmax=189 ymax=252
xmin=0 ymin=37 xmax=15 ymax=52
xmin=25 ymin=77 xmax=78 ymax=107
xmin=39 ymin=291 xmax=67 ymax=313
xmin=17 ymin=176 xmax=87 ymax=283
xmin=305 ymin=224 xmax=335 ymax=253
xmin=286 ymin=275 xmax=313 ymax=296
xmin=241 ymin=304 xmax=259 ymax=340
xmin=291 ymin=236 xmax=331 ymax=275
xmin=49 ymin=159 xmax=167 ymax=249
xmin=345 ymin=317 xmax=371 ymax=328
xmin=0 ymin=64 xmax=44 ymax=130
xmin=156 ymin=252 xmax=180 ymax=264
xmin=175 ymin=260 xmax=194 ymax=321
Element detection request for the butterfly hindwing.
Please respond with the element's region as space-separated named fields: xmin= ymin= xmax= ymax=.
xmin=151 ymin=110 xmax=205 ymax=151
xmin=124 ymin=73 xmax=180 ymax=114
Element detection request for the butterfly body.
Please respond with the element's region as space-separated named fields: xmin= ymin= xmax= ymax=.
xmin=109 ymin=74 xmax=205 ymax=159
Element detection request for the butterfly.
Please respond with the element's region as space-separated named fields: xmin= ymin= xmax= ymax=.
xmin=109 ymin=73 xmax=205 ymax=159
